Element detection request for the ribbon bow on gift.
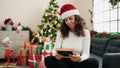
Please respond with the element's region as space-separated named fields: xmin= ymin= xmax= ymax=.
xmin=28 ymin=54 xmax=41 ymax=68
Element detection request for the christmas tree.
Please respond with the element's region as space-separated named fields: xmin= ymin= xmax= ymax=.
xmin=38 ymin=0 xmax=62 ymax=42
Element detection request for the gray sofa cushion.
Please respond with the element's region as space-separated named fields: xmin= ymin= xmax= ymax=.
xmin=105 ymin=39 xmax=120 ymax=53
xmin=103 ymin=53 xmax=120 ymax=68
xmin=90 ymin=38 xmax=109 ymax=56
xmin=90 ymin=38 xmax=120 ymax=68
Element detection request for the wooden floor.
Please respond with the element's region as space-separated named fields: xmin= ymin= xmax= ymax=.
xmin=0 ymin=66 xmax=29 ymax=68
xmin=0 ymin=62 xmax=29 ymax=68
xmin=0 ymin=58 xmax=29 ymax=68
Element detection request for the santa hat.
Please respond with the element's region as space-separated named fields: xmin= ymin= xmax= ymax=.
xmin=18 ymin=22 xmax=21 ymax=26
xmin=60 ymin=4 xmax=80 ymax=19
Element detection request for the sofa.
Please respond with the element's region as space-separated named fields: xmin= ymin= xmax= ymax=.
xmin=90 ymin=38 xmax=120 ymax=68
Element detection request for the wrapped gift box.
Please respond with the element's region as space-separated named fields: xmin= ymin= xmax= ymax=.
xmin=17 ymin=55 xmax=27 ymax=65
xmin=42 ymin=50 xmax=52 ymax=58
xmin=35 ymin=61 xmax=46 ymax=68
xmin=18 ymin=47 xmax=29 ymax=57
xmin=37 ymin=45 xmax=43 ymax=55
xmin=28 ymin=54 xmax=42 ymax=68
xmin=29 ymin=44 xmax=38 ymax=54
xmin=21 ymin=41 xmax=30 ymax=50
xmin=17 ymin=47 xmax=29 ymax=65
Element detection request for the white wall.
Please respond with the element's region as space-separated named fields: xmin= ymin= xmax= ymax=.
xmin=0 ymin=0 xmax=92 ymax=31
xmin=76 ymin=0 xmax=93 ymax=30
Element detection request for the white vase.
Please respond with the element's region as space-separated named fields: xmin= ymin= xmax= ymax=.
xmin=6 ymin=24 xmax=12 ymax=31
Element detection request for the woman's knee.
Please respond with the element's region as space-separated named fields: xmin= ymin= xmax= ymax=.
xmin=89 ymin=58 xmax=99 ymax=64
xmin=86 ymin=58 xmax=99 ymax=67
xmin=45 ymin=56 xmax=56 ymax=63
xmin=45 ymin=56 xmax=67 ymax=68
xmin=45 ymin=56 xmax=56 ymax=67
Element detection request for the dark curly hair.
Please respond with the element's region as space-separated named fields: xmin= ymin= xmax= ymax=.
xmin=60 ymin=15 xmax=86 ymax=39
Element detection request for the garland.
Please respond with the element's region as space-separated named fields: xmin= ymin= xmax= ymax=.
xmin=90 ymin=30 xmax=120 ymax=40
xmin=109 ymin=0 xmax=120 ymax=8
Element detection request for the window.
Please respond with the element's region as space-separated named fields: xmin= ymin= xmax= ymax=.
xmin=111 ymin=8 xmax=117 ymax=21
xmin=93 ymin=0 xmax=120 ymax=32
xmin=110 ymin=21 xmax=117 ymax=32
xmin=119 ymin=21 xmax=120 ymax=32
xmin=103 ymin=22 xmax=110 ymax=32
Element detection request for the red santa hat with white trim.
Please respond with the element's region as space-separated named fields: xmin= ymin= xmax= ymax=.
xmin=60 ymin=4 xmax=80 ymax=19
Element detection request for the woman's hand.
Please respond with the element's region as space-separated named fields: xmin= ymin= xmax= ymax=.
xmin=55 ymin=53 xmax=63 ymax=60
xmin=69 ymin=53 xmax=81 ymax=62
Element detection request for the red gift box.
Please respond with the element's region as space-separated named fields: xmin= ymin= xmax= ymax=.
xmin=38 ymin=61 xmax=46 ymax=68
xmin=21 ymin=41 xmax=30 ymax=50
xmin=17 ymin=55 xmax=27 ymax=65
xmin=17 ymin=49 xmax=27 ymax=65
xmin=28 ymin=54 xmax=42 ymax=68
xmin=29 ymin=44 xmax=38 ymax=54
xmin=42 ymin=50 xmax=52 ymax=57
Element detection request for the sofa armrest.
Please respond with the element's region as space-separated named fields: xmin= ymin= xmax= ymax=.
xmin=102 ymin=53 xmax=120 ymax=68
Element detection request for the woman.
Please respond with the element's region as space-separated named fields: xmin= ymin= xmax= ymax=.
xmin=45 ymin=4 xmax=99 ymax=68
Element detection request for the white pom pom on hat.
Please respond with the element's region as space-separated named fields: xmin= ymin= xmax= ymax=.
xmin=60 ymin=4 xmax=80 ymax=19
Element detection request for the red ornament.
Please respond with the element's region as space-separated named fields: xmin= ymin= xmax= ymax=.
xmin=90 ymin=30 xmax=95 ymax=37
xmin=101 ymin=32 xmax=109 ymax=38
xmin=4 ymin=18 xmax=11 ymax=25
xmin=4 ymin=18 xmax=14 ymax=26
xmin=18 ymin=22 xmax=21 ymax=26
xmin=52 ymin=14 xmax=57 ymax=18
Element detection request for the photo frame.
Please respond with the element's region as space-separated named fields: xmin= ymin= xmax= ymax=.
xmin=55 ymin=48 xmax=75 ymax=58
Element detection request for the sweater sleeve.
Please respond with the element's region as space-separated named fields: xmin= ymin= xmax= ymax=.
xmin=80 ymin=30 xmax=91 ymax=61
xmin=52 ymin=31 xmax=63 ymax=56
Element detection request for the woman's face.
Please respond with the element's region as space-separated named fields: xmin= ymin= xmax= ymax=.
xmin=64 ymin=15 xmax=75 ymax=30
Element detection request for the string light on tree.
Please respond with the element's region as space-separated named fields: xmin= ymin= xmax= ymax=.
xmin=38 ymin=0 xmax=62 ymax=45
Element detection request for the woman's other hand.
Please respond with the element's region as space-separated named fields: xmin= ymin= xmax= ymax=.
xmin=55 ymin=53 xmax=63 ymax=60
xmin=69 ymin=53 xmax=81 ymax=62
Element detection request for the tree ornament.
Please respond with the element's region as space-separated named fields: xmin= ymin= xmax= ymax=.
xmin=52 ymin=14 xmax=57 ymax=17
xmin=44 ymin=13 xmax=48 ymax=17
xmin=48 ymin=29 xmax=51 ymax=32
xmin=57 ymin=24 xmax=61 ymax=28
xmin=54 ymin=21 xmax=57 ymax=24
xmin=48 ymin=18 xmax=51 ymax=20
